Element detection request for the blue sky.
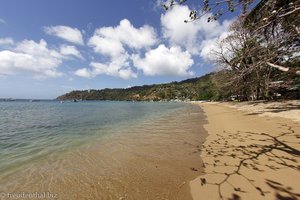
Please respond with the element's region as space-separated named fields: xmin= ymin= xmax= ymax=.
xmin=0 ymin=0 xmax=237 ymax=99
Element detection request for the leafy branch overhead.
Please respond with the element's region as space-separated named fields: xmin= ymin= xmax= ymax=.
xmin=162 ymin=0 xmax=257 ymax=23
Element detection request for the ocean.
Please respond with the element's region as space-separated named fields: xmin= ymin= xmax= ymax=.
xmin=0 ymin=101 xmax=206 ymax=199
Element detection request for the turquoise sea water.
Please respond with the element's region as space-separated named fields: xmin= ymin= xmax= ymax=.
xmin=0 ymin=100 xmax=207 ymax=199
xmin=0 ymin=101 xmax=188 ymax=178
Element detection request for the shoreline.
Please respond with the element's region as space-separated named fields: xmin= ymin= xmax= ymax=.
xmin=0 ymin=103 xmax=207 ymax=200
xmin=190 ymin=101 xmax=300 ymax=200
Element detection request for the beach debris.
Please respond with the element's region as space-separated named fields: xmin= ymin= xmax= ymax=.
xmin=228 ymin=193 xmax=241 ymax=200
xmin=190 ymin=167 xmax=198 ymax=171
xmin=255 ymin=187 xmax=265 ymax=196
xmin=200 ymin=178 xmax=206 ymax=186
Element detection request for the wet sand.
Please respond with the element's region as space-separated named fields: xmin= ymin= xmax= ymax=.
xmin=1 ymin=104 xmax=207 ymax=200
xmin=190 ymin=102 xmax=300 ymax=200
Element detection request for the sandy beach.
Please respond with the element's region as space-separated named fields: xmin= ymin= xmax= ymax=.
xmin=190 ymin=101 xmax=300 ymax=200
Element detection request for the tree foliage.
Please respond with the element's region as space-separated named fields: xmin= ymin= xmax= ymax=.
xmin=161 ymin=0 xmax=300 ymax=100
xmin=57 ymin=74 xmax=221 ymax=101
xmin=212 ymin=0 xmax=300 ymax=100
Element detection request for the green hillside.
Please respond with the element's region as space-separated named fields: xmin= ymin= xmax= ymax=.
xmin=57 ymin=73 xmax=220 ymax=101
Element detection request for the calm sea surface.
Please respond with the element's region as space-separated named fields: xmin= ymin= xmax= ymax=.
xmin=0 ymin=100 xmax=206 ymax=199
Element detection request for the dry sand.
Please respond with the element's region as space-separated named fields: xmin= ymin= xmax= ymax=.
xmin=224 ymin=100 xmax=300 ymax=123
xmin=190 ymin=101 xmax=300 ymax=200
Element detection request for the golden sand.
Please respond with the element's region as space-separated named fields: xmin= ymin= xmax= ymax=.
xmin=190 ymin=102 xmax=300 ymax=200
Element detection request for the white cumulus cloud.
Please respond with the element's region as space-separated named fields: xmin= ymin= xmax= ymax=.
xmin=81 ymin=19 xmax=157 ymax=80
xmin=132 ymin=44 xmax=194 ymax=76
xmin=161 ymin=5 xmax=234 ymax=60
xmin=60 ymin=45 xmax=83 ymax=59
xmin=74 ymin=68 xmax=91 ymax=78
xmin=75 ymin=54 xmax=137 ymax=80
xmin=161 ymin=5 xmax=201 ymax=54
xmin=44 ymin=25 xmax=84 ymax=45
xmin=88 ymin=19 xmax=157 ymax=58
xmin=0 ymin=39 xmax=64 ymax=78
xmin=200 ymin=31 xmax=232 ymax=62
xmin=88 ymin=36 xmax=124 ymax=58
xmin=0 ymin=37 xmax=14 ymax=45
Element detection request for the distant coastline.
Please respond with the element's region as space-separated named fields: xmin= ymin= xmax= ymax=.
xmin=0 ymin=98 xmax=55 ymax=102
xmin=57 ymin=73 xmax=219 ymax=102
xmin=57 ymin=70 xmax=300 ymax=102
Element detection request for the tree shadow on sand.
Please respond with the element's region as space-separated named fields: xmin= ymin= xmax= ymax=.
xmin=193 ymin=123 xmax=300 ymax=200
xmin=244 ymin=102 xmax=300 ymax=115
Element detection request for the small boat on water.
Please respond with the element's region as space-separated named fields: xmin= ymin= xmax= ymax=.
xmin=72 ymin=99 xmax=83 ymax=102
xmin=29 ymin=99 xmax=40 ymax=102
